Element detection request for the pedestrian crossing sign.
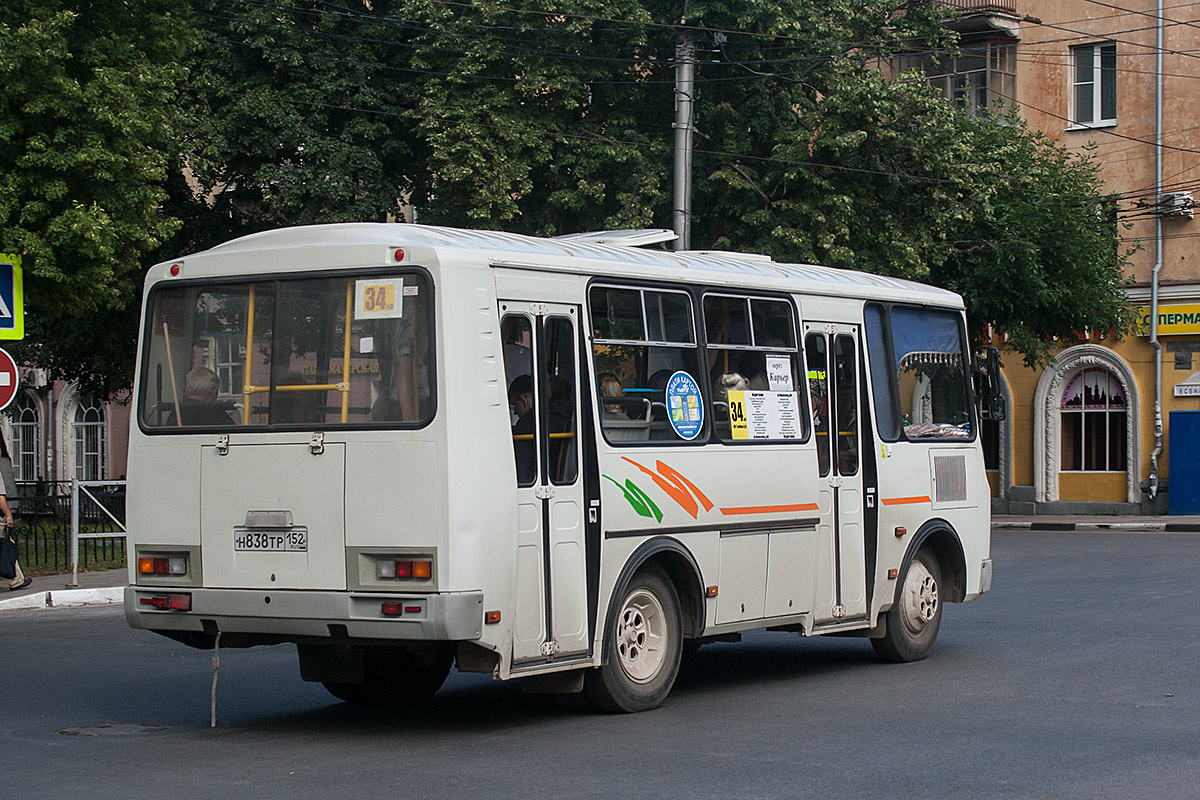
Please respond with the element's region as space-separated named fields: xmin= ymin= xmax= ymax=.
xmin=0 ymin=254 xmax=24 ymax=341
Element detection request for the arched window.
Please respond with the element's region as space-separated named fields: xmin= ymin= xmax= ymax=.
xmin=74 ymin=394 xmax=107 ymax=481
xmin=9 ymin=392 xmax=41 ymax=482
xmin=1060 ymin=367 xmax=1128 ymax=471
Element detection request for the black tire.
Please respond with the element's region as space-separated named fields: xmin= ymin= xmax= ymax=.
xmin=585 ymin=564 xmax=683 ymax=713
xmin=322 ymin=680 xmax=368 ymax=704
xmin=323 ymin=645 xmax=453 ymax=706
xmin=872 ymin=548 xmax=943 ymax=663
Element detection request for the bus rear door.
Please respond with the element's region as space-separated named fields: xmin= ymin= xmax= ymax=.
xmin=502 ymin=303 xmax=589 ymax=665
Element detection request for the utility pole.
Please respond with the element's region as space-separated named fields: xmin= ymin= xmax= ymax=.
xmin=672 ymin=25 xmax=696 ymax=251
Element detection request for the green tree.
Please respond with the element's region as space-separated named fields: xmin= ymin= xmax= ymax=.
xmin=0 ymin=0 xmax=192 ymax=394
xmin=179 ymin=0 xmax=1132 ymax=367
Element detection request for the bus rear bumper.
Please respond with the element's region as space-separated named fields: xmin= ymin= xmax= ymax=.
xmin=124 ymin=586 xmax=484 ymax=643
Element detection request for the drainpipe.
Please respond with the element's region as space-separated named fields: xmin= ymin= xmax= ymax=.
xmin=1148 ymin=0 xmax=1164 ymax=500
xmin=46 ymin=384 xmax=55 ymax=488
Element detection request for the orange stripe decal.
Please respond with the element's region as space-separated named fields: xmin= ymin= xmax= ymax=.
xmin=655 ymin=460 xmax=715 ymax=513
xmin=720 ymin=503 xmax=820 ymax=516
xmin=622 ymin=457 xmax=701 ymax=519
xmin=881 ymin=496 xmax=931 ymax=506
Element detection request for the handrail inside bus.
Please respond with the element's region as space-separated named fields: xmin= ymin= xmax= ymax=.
xmin=242 ymin=283 xmax=256 ymax=425
xmin=240 ymin=280 xmax=355 ymax=424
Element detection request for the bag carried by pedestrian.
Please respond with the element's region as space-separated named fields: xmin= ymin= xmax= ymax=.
xmin=0 ymin=531 xmax=16 ymax=581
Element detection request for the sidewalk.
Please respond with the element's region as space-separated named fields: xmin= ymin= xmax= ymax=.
xmin=991 ymin=514 xmax=1200 ymax=532
xmin=0 ymin=567 xmax=126 ymax=613
xmin=3 ymin=515 xmax=1199 ymax=613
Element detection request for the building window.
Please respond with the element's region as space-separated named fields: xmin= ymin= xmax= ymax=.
xmin=208 ymin=335 xmax=244 ymax=398
xmin=74 ymin=393 xmax=107 ymax=481
xmin=1060 ymin=368 xmax=1126 ymax=471
xmin=925 ymin=42 xmax=1015 ymax=116
xmin=1071 ymin=42 xmax=1116 ymax=126
xmin=9 ymin=393 xmax=41 ymax=482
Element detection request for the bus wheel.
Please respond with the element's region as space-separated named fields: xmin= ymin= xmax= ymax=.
xmin=323 ymin=646 xmax=453 ymax=706
xmin=872 ymin=548 xmax=942 ymax=663
xmin=586 ymin=565 xmax=682 ymax=713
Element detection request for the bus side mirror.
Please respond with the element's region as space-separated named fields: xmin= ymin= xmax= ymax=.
xmin=979 ymin=347 xmax=1006 ymax=422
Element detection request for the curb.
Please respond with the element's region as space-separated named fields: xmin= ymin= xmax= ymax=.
xmin=994 ymin=522 xmax=1200 ymax=533
xmin=0 ymin=586 xmax=124 ymax=613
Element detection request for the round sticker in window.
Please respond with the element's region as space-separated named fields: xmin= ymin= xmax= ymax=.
xmin=665 ymin=370 xmax=704 ymax=440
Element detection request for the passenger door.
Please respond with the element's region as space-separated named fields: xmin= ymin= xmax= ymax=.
xmin=502 ymin=304 xmax=590 ymax=665
xmin=805 ymin=324 xmax=867 ymax=624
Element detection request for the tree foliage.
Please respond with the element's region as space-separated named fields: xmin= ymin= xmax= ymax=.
xmin=179 ymin=0 xmax=1132 ymax=368
xmin=0 ymin=0 xmax=192 ymax=394
xmin=1 ymin=0 xmax=1134 ymax=391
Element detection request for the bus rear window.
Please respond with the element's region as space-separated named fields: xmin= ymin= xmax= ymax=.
xmin=140 ymin=272 xmax=434 ymax=430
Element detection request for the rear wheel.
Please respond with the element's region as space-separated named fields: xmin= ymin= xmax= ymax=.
xmin=872 ymin=548 xmax=942 ymax=663
xmin=323 ymin=645 xmax=453 ymax=706
xmin=585 ymin=565 xmax=682 ymax=713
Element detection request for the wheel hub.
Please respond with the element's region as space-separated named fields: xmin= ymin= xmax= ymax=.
xmin=900 ymin=560 xmax=939 ymax=634
xmin=615 ymin=588 xmax=666 ymax=684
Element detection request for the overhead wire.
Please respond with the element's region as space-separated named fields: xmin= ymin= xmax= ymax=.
xmin=190 ymin=0 xmax=1199 ymax=232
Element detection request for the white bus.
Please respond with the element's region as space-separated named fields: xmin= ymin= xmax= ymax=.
xmin=125 ymin=224 xmax=995 ymax=712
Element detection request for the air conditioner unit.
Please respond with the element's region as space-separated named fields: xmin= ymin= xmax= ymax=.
xmin=1159 ymin=192 xmax=1194 ymax=219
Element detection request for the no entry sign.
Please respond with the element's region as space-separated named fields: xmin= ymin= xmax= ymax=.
xmin=0 ymin=348 xmax=19 ymax=411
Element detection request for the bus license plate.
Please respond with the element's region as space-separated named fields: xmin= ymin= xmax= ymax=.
xmin=234 ymin=530 xmax=308 ymax=552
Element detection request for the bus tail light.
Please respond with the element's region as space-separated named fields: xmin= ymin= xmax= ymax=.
xmin=139 ymin=593 xmax=192 ymax=610
xmin=138 ymin=556 xmax=188 ymax=575
xmin=375 ymin=558 xmax=433 ymax=580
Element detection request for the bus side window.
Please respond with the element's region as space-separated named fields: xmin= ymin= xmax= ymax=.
xmin=704 ymin=293 xmax=805 ymax=443
xmin=590 ymin=286 xmax=701 ymax=444
xmin=504 ymin=314 xmax=537 ymax=485
xmin=806 ymin=333 xmax=831 ymax=477
xmin=834 ymin=334 xmax=859 ymax=476
xmin=501 ymin=315 xmax=533 ymax=396
xmin=545 ymin=316 xmax=578 ymax=485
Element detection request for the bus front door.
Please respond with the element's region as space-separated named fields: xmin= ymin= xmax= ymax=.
xmin=502 ymin=304 xmax=590 ymax=666
xmin=805 ymin=324 xmax=868 ymax=625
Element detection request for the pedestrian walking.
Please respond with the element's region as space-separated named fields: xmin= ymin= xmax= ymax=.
xmin=0 ymin=431 xmax=30 ymax=590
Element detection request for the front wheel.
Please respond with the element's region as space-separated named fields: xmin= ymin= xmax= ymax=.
xmin=585 ymin=565 xmax=682 ymax=713
xmin=871 ymin=548 xmax=942 ymax=663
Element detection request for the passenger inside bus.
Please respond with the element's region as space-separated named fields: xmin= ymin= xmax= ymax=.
xmin=166 ymin=367 xmax=236 ymax=426
xmin=509 ymin=375 xmax=536 ymax=484
xmin=598 ymin=372 xmax=625 ymax=418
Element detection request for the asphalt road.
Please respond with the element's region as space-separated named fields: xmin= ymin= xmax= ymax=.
xmin=4 ymin=530 xmax=1198 ymax=800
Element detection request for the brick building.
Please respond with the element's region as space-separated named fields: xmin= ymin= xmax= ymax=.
xmin=921 ymin=0 xmax=1200 ymax=513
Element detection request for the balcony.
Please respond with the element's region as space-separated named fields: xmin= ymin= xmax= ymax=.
xmin=939 ymin=0 xmax=1018 ymax=11
xmin=939 ymin=0 xmax=1021 ymax=38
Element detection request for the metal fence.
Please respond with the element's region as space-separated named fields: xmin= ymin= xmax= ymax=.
xmin=9 ymin=481 xmax=127 ymax=574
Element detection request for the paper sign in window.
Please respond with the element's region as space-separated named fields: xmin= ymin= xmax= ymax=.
xmin=765 ymin=355 xmax=793 ymax=392
xmin=355 ymin=278 xmax=406 ymax=319
xmin=728 ymin=390 xmax=801 ymax=440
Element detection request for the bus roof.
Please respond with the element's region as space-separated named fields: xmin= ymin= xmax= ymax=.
xmin=197 ymin=223 xmax=963 ymax=308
